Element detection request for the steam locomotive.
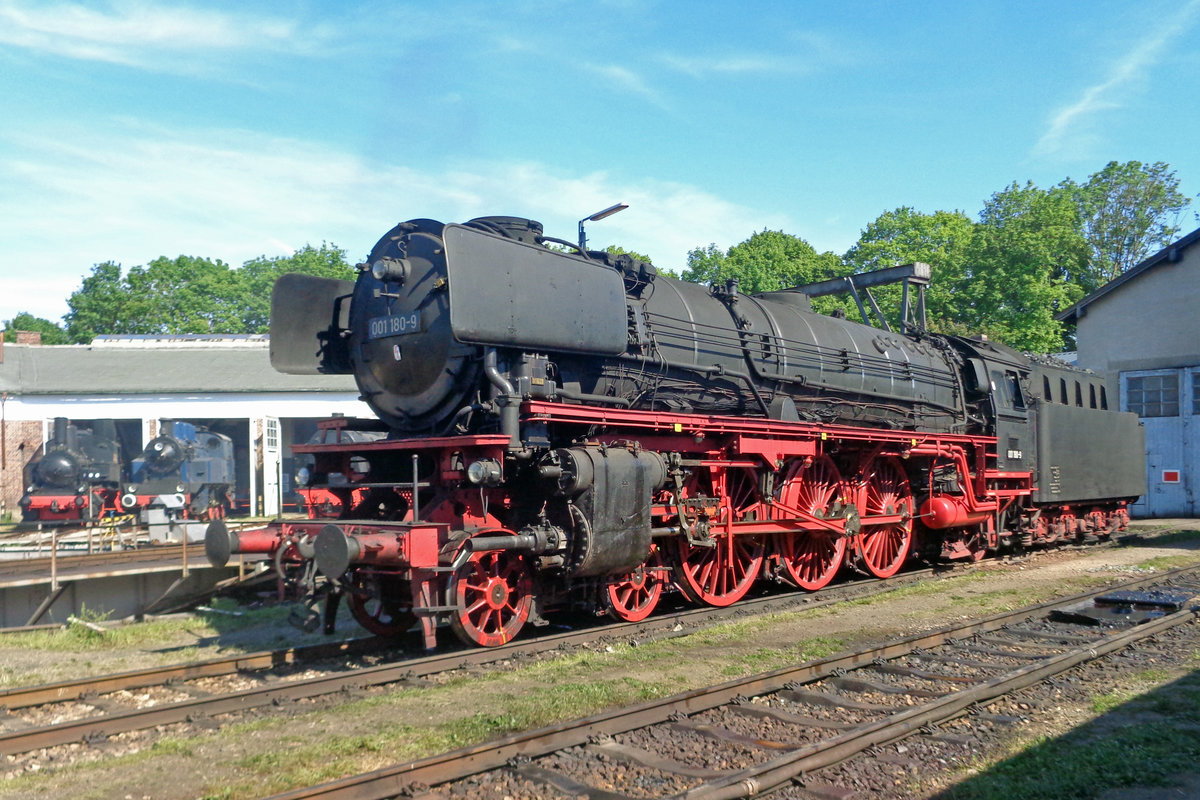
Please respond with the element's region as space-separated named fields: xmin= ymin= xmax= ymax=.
xmin=121 ymin=420 xmax=235 ymax=521
xmin=206 ymin=215 xmax=1145 ymax=648
xmin=19 ymin=418 xmax=124 ymax=523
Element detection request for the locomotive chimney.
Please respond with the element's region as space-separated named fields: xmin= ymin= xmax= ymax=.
xmin=53 ymin=417 xmax=69 ymax=446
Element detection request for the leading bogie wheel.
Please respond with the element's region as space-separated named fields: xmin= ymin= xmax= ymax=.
xmin=448 ymin=546 xmax=534 ymax=647
xmin=346 ymin=570 xmax=415 ymax=637
xmin=604 ymin=546 xmax=666 ymax=622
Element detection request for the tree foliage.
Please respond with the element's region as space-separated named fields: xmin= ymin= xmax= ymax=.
xmin=2 ymin=312 xmax=70 ymax=345
xmin=1061 ymin=160 xmax=1190 ymax=292
xmin=843 ymin=207 xmax=975 ymax=333
xmin=237 ymin=244 xmax=356 ymax=331
xmin=683 ymin=229 xmax=842 ymax=294
xmin=959 ymin=182 xmax=1087 ymax=352
xmin=686 ymin=160 xmax=1187 ymax=354
xmin=63 ymin=245 xmax=355 ymax=343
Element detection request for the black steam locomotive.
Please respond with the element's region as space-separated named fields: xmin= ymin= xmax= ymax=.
xmin=122 ymin=420 xmax=235 ymax=521
xmin=207 ymin=215 xmax=1144 ymax=648
xmin=20 ymin=418 xmax=124 ymax=523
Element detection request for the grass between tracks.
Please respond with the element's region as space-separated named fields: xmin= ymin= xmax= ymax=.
xmin=935 ymin=651 xmax=1200 ymax=800
xmin=0 ymin=599 xmax=317 ymax=689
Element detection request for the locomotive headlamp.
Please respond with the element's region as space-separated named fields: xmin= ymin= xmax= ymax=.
xmin=371 ymin=258 xmax=410 ymax=284
xmin=296 ymin=467 xmax=311 ymax=487
xmin=176 ymin=483 xmax=186 ymax=493
xmin=577 ymin=202 xmax=628 ymax=250
xmin=466 ymin=459 xmax=503 ymax=487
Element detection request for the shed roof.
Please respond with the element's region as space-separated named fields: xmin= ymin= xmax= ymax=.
xmin=1057 ymin=226 xmax=1200 ymax=324
xmin=0 ymin=337 xmax=358 ymax=396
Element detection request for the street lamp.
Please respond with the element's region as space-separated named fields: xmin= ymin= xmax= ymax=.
xmin=578 ymin=202 xmax=629 ymax=250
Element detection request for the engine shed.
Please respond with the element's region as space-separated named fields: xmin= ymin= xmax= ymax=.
xmin=1058 ymin=225 xmax=1200 ymax=518
xmin=0 ymin=334 xmax=375 ymax=522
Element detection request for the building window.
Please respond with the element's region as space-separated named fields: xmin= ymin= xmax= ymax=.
xmin=1043 ymin=376 xmax=1052 ymax=401
xmin=1194 ymin=372 xmax=1200 ymax=415
xmin=1127 ymin=374 xmax=1179 ymax=418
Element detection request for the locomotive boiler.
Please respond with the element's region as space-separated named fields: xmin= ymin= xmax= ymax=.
xmin=20 ymin=418 xmax=124 ymax=523
xmin=208 ymin=215 xmax=1145 ymax=648
xmin=123 ymin=420 xmax=235 ymax=521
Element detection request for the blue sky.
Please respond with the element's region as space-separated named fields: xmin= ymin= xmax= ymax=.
xmin=2 ymin=0 xmax=1199 ymax=326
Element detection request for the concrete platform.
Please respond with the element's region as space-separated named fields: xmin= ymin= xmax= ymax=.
xmin=0 ymin=542 xmax=268 ymax=629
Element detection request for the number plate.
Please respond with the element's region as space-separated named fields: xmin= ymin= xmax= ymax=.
xmin=368 ymin=312 xmax=420 ymax=340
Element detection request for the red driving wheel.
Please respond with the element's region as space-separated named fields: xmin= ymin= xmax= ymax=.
xmin=774 ymin=455 xmax=847 ymax=591
xmin=854 ymin=456 xmax=913 ymax=578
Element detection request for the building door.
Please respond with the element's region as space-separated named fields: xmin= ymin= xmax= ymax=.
xmin=262 ymin=416 xmax=282 ymax=517
xmin=1124 ymin=368 xmax=1197 ymax=517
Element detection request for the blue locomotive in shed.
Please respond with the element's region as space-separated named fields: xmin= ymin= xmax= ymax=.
xmin=122 ymin=420 xmax=235 ymax=521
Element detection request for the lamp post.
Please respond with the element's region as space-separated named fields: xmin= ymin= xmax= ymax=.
xmin=577 ymin=202 xmax=628 ymax=250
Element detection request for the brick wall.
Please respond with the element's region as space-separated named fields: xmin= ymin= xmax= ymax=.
xmin=1 ymin=420 xmax=44 ymax=521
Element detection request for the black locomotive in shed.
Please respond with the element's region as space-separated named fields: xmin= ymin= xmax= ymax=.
xmin=209 ymin=215 xmax=1144 ymax=648
xmin=20 ymin=418 xmax=124 ymax=523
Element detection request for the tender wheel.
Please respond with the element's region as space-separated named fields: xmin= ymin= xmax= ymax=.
xmin=854 ymin=456 xmax=914 ymax=578
xmin=346 ymin=570 xmax=415 ymax=637
xmin=773 ymin=455 xmax=847 ymax=591
xmin=604 ymin=546 xmax=666 ymax=622
xmin=448 ymin=547 xmax=533 ymax=647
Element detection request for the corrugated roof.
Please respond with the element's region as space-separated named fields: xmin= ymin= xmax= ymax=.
xmin=1057 ymin=226 xmax=1200 ymax=323
xmin=0 ymin=339 xmax=359 ymax=395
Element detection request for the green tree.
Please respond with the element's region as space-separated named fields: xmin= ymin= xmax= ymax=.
xmin=63 ymin=245 xmax=355 ymax=342
xmin=65 ymin=256 xmax=241 ymax=340
xmin=2 ymin=312 xmax=70 ymax=344
xmin=236 ymin=243 xmax=355 ymax=331
xmin=603 ymin=244 xmax=654 ymax=264
xmin=683 ymin=229 xmax=842 ymax=295
xmin=123 ymin=255 xmax=242 ymax=334
xmin=843 ymin=207 xmax=975 ymax=333
xmin=960 ymin=182 xmax=1087 ymax=352
xmin=1061 ymin=160 xmax=1191 ymax=291
xmin=65 ymin=261 xmax=130 ymax=343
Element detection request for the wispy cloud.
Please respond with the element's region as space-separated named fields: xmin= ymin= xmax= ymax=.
xmin=659 ymin=53 xmax=795 ymax=78
xmin=580 ymin=62 xmax=667 ymax=107
xmin=0 ymin=121 xmax=790 ymax=323
xmin=0 ymin=0 xmax=334 ymax=69
xmin=659 ymin=30 xmax=852 ymax=79
xmin=1036 ymin=0 xmax=1200 ymax=159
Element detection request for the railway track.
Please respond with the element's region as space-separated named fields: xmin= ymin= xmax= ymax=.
xmin=261 ymin=564 xmax=1200 ymax=800
xmin=0 ymin=564 xmax=958 ymax=759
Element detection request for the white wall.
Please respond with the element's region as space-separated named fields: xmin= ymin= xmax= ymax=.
xmin=3 ymin=392 xmax=375 ymax=421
